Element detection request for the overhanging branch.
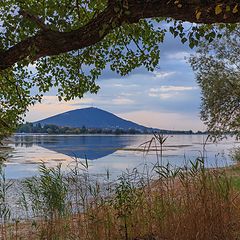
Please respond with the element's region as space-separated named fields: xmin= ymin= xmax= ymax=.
xmin=0 ymin=0 xmax=239 ymax=71
xmin=19 ymin=9 xmax=49 ymax=31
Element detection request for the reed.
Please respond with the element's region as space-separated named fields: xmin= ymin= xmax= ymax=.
xmin=1 ymin=138 xmax=240 ymax=239
xmin=230 ymin=147 xmax=240 ymax=162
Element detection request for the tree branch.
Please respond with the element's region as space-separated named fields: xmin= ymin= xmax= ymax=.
xmin=0 ymin=0 xmax=239 ymax=70
xmin=19 ymin=9 xmax=49 ymax=31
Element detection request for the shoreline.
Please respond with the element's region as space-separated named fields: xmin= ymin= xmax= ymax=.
xmin=2 ymin=160 xmax=240 ymax=239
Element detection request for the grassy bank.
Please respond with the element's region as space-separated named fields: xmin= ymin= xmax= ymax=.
xmin=1 ymin=155 xmax=240 ymax=240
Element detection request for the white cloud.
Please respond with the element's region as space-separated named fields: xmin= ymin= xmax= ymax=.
xmin=119 ymin=110 xmax=205 ymax=131
xmin=150 ymin=86 xmax=198 ymax=93
xmin=158 ymin=93 xmax=175 ymax=99
xmin=112 ymin=98 xmax=135 ymax=105
xmin=153 ymin=71 xmax=176 ymax=79
xmin=148 ymin=85 xmax=198 ymax=99
xmin=148 ymin=92 xmax=158 ymax=97
xmin=25 ymin=96 xmax=95 ymax=122
xmin=120 ymin=92 xmax=137 ymax=97
xmin=111 ymin=83 xmax=139 ymax=88
xmin=148 ymin=92 xmax=175 ymax=99
xmin=167 ymin=51 xmax=190 ymax=61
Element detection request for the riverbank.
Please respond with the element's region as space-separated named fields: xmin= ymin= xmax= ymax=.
xmin=2 ymin=156 xmax=240 ymax=240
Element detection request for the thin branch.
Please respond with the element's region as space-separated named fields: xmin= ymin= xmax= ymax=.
xmin=19 ymin=9 xmax=49 ymax=31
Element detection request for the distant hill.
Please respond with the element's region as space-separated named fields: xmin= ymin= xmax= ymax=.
xmin=34 ymin=107 xmax=157 ymax=133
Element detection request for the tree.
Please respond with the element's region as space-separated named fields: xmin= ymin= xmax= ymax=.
xmin=190 ymin=26 xmax=240 ymax=139
xmin=0 ymin=0 xmax=240 ymax=137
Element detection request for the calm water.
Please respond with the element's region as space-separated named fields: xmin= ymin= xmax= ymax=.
xmin=4 ymin=134 xmax=240 ymax=179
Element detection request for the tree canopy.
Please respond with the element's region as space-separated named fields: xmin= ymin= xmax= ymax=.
xmin=0 ymin=0 xmax=240 ymax=138
xmin=190 ymin=26 xmax=240 ymax=139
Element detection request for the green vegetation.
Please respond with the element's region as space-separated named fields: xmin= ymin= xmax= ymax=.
xmin=16 ymin=122 xmax=198 ymax=135
xmin=20 ymin=164 xmax=68 ymax=220
xmin=0 ymin=1 xmax=239 ymax=238
xmin=1 ymin=157 xmax=240 ymax=239
xmin=230 ymin=147 xmax=240 ymax=162
xmin=0 ymin=1 xmax=239 ymax=139
xmin=1 ymin=134 xmax=240 ymax=239
xmin=17 ymin=122 xmax=142 ymax=135
xmin=190 ymin=26 xmax=240 ymax=139
xmin=0 ymin=166 xmax=12 ymax=225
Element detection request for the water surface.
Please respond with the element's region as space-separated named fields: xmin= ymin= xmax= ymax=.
xmin=5 ymin=134 xmax=240 ymax=179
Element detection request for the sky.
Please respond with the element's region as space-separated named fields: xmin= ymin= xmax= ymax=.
xmin=25 ymin=29 xmax=206 ymax=132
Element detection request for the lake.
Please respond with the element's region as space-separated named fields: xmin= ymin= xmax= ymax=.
xmin=4 ymin=134 xmax=240 ymax=179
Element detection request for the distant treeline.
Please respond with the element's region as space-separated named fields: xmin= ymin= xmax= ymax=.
xmin=16 ymin=122 xmax=144 ymax=135
xmin=16 ymin=122 xmax=207 ymax=135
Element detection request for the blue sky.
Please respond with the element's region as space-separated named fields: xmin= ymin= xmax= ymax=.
xmin=25 ymin=31 xmax=205 ymax=131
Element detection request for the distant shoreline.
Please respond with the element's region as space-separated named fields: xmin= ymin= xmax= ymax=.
xmin=14 ymin=132 xmax=208 ymax=136
xmin=16 ymin=122 xmax=207 ymax=135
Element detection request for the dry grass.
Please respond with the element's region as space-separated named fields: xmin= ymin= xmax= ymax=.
xmin=1 ymin=157 xmax=240 ymax=240
xmin=1 ymin=137 xmax=240 ymax=240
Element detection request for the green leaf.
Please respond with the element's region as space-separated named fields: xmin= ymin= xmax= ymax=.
xmin=189 ymin=41 xmax=195 ymax=49
xmin=181 ymin=37 xmax=187 ymax=44
xmin=225 ymin=5 xmax=231 ymax=12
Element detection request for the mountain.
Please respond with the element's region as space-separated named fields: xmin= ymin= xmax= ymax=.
xmin=34 ymin=107 xmax=156 ymax=132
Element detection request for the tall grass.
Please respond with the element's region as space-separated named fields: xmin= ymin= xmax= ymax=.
xmin=0 ymin=165 xmax=12 ymax=239
xmin=1 ymin=137 xmax=240 ymax=239
xmin=230 ymin=147 xmax=240 ymax=162
xmin=19 ymin=163 xmax=68 ymax=220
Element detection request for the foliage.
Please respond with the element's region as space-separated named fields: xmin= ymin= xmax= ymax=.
xmin=189 ymin=26 xmax=240 ymax=139
xmin=0 ymin=166 xmax=12 ymax=224
xmin=2 ymin=156 xmax=240 ymax=239
xmin=20 ymin=163 xmax=68 ymax=220
xmin=16 ymin=122 xmax=143 ymax=134
xmin=0 ymin=0 xmax=163 ymax=136
xmin=0 ymin=0 xmax=239 ymax=138
xmin=230 ymin=147 xmax=240 ymax=162
xmin=16 ymin=122 xmax=197 ymax=135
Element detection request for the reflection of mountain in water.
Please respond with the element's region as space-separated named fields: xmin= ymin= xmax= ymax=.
xmin=14 ymin=135 xmax=137 ymax=160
